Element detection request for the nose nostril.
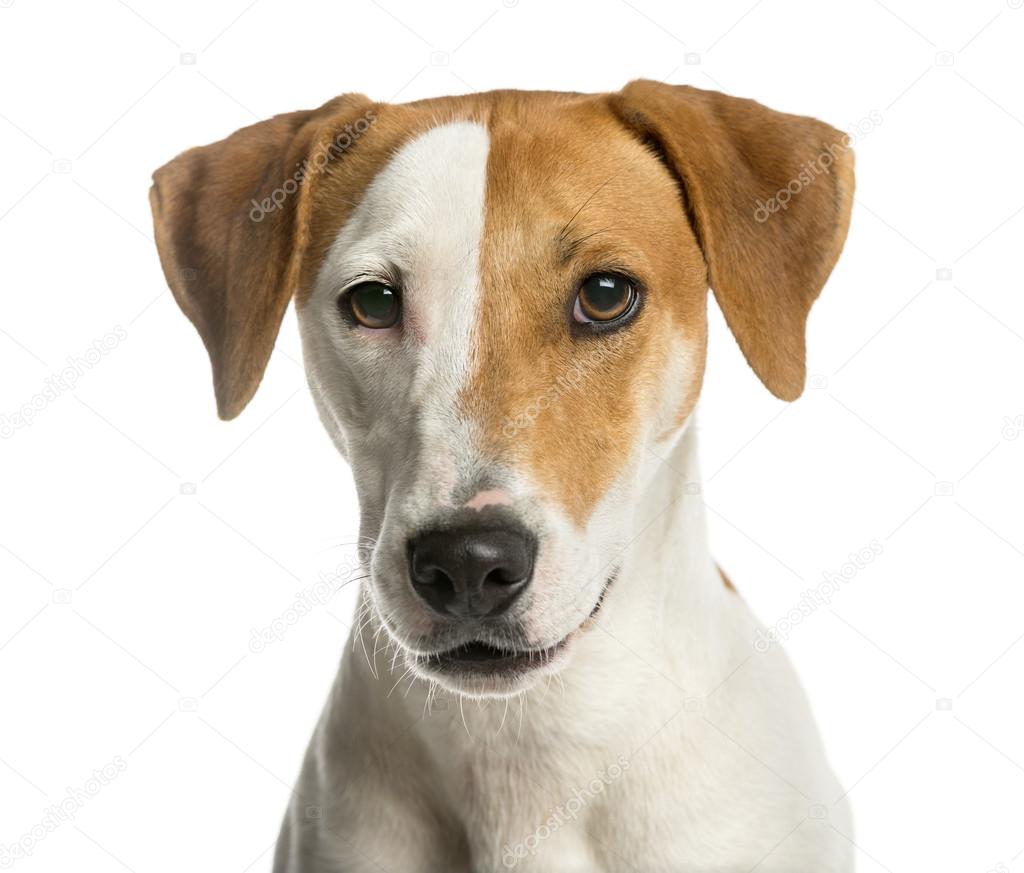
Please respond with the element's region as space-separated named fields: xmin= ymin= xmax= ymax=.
xmin=485 ymin=567 xmax=525 ymax=587
xmin=409 ymin=560 xmax=457 ymax=607
xmin=422 ymin=568 xmax=454 ymax=590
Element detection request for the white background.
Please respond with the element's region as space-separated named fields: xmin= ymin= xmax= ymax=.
xmin=2 ymin=1 xmax=1023 ymax=871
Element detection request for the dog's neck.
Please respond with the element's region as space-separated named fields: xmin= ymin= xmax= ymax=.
xmin=577 ymin=416 xmax=729 ymax=682
xmin=626 ymin=416 xmax=719 ymax=618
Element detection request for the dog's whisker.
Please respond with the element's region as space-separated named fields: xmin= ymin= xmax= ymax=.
xmin=422 ymin=682 xmax=436 ymax=719
xmin=402 ymin=670 xmax=418 ymax=698
xmin=315 ymin=538 xmax=378 ymax=556
xmin=496 ymin=697 xmax=510 ymax=737
xmin=556 ymin=172 xmax=619 ymax=242
xmin=358 ymin=619 xmax=379 ymax=680
xmin=354 ymin=597 xmax=382 ymax=679
xmin=458 ymin=695 xmax=472 ymax=740
xmin=387 ymin=664 xmax=415 ymax=698
xmin=351 ymin=606 xmax=371 ymax=653
xmin=515 ymin=692 xmax=526 ymax=745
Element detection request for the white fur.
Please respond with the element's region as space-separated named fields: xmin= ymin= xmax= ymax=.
xmin=282 ymin=122 xmax=852 ymax=873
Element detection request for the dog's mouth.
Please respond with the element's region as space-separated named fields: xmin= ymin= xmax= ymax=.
xmin=417 ymin=636 xmax=568 ymax=677
xmin=409 ymin=571 xmax=617 ymax=688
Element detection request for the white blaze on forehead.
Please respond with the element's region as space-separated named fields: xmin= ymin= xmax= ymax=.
xmin=316 ymin=120 xmax=489 ymax=342
xmin=309 ymin=121 xmax=491 ymax=505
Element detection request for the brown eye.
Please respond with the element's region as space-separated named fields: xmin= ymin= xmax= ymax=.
xmin=573 ymin=274 xmax=637 ymax=324
xmin=345 ymin=281 xmax=400 ymax=329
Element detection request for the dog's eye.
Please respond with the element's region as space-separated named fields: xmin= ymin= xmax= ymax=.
xmin=344 ymin=282 xmax=400 ymax=329
xmin=573 ymin=274 xmax=637 ymax=325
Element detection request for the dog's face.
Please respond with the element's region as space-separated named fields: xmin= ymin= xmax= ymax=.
xmin=299 ymin=104 xmax=710 ymax=696
xmin=151 ymin=84 xmax=853 ymax=697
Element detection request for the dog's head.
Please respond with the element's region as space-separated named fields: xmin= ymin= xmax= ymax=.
xmin=151 ymin=83 xmax=853 ymax=697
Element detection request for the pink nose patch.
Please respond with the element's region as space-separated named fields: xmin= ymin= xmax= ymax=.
xmin=464 ymin=489 xmax=513 ymax=511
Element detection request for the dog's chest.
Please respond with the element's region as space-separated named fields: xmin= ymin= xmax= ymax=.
xmin=446 ymin=768 xmax=709 ymax=873
xmin=427 ymin=708 xmax=809 ymax=873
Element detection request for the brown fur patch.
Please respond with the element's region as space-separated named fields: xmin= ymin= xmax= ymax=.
xmin=718 ymin=565 xmax=737 ymax=593
xmin=609 ymin=82 xmax=855 ymax=401
xmin=463 ymin=93 xmax=707 ymax=526
xmin=150 ymin=94 xmax=373 ymax=419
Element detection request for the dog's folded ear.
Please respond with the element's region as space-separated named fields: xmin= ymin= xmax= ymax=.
xmin=610 ymin=81 xmax=855 ymax=400
xmin=149 ymin=94 xmax=373 ymax=420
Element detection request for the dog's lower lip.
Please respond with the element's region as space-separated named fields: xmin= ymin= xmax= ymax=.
xmin=420 ymin=638 xmax=566 ymax=676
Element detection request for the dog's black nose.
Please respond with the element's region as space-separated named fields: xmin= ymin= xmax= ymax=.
xmin=408 ymin=526 xmax=535 ymax=618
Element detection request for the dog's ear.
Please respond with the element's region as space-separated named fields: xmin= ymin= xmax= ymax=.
xmin=610 ymin=81 xmax=854 ymax=400
xmin=150 ymin=95 xmax=373 ymax=419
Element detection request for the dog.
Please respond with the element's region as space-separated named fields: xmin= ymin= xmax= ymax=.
xmin=150 ymin=81 xmax=855 ymax=872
